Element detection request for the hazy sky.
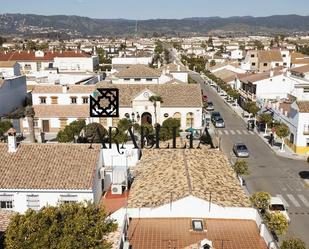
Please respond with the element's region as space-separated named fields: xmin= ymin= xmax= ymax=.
xmin=0 ymin=0 xmax=308 ymax=19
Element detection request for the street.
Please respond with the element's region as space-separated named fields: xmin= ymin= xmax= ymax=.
xmin=190 ymin=72 xmax=309 ymax=244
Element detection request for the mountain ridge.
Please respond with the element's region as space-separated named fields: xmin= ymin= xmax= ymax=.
xmin=1 ymin=13 xmax=309 ymax=37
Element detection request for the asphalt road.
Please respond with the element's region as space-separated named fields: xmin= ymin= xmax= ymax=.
xmin=190 ymin=72 xmax=309 ymax=244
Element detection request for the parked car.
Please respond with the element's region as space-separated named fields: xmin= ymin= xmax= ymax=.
xmin=233 ymin=143 xmax=249 ymax=158
xmin=206 ymin=101 xmax=214 ymax=111
xmin=269 ymin=196 xmax=290 ymax=223
xmin=211 ymin=112 xmax=221 ymax=123
xmin=214 ymin=118 xmax=225 ymax=128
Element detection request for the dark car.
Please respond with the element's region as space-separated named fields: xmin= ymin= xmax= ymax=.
xmin=233 ymin=143 xmax=249 ymax=158
xmin=211 ymin=112 xmax=221 ymax=122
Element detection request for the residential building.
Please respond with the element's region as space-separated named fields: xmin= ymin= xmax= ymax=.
xmin=291 ymin=52 xmax=309 ymax=68
xmin=0 ymin=61 xmax=21 ymax=77
xmin=22 ymin=83 xmax=203 ymax=133
xmin=241 ymin=50 xmax=283 ymax=72
xmin=109 ymin=149 xmax=274 ymax=249
xmin=158 ymin=62 xmax=189 ymax=83
xmin=0 ymin=50 xmax=99 ymax=73
xmin=267 ymin=101 xmax=309 ymax=154
xmin=0 ymin=134 xmax=103 ymax=213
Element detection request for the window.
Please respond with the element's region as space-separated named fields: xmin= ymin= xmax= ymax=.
xmin=112 ymin=118 xmax=119 ymax=127
xmin=51 ymin=96 xmax=58 ymax=104
xmin=307 ymin=138 xmax=309 ymax=147
xmin=289 ymin=133 xmax=294 ymax=144
xmin=24 ymin=64 xmax=32 ymax=70
xmin=251 ymin=62 xmax=256 ymax=66
xmin=59 ymin=194 xmax=78 ymax=204
xmin=251 ymin=54 xmax=255 ymax=58
xmin=40 ymin=97 xmax=46 ymax=104
xmin=283 ymin=62 xmax=287 ymax=66
xmin=192 ymin=219 xmax=204 ymax=231
xmin=275 ymin=63 xmax=279 ymax=66
xmin=134 ymin=78 xmax=141 ymax=81
xmin=283 ymin=54 xmax=287 ymax=57
xmin=124 ymin=78 xmax=130 ymax=81
xmin=146 ymin=78 xmax=153 ymax=82
xmin=71 ymin=97 xmax=77 ymax=104
xmin=27 ymin=195 xmax=40 ymax=211
xmin=34 ymin=119 xmax=39 ymax=128
xmin=82 ymin=97 xmax=89 ymax=104
xmin=186 ymin=112 xmax=194 ymax=127
xmin=263 ymin=63 xmax=268 ymax=66
xmin=304 ymin=88 xmax=309 ymax=93
xmin=0 ymin=195 xmax=13 ymax=209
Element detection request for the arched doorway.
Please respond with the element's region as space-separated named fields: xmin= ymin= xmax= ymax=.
xmin=141 ymin=112 xmax=152 ymax=125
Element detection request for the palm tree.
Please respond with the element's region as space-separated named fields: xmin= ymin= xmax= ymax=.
xmin=24 ymin=105 xmax=36 ymax=143
xmin=149 ymin=95 xmax=163 ymax=125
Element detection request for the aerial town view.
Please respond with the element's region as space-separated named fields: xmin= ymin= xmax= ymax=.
xmin=1 ymin=0 xmax=309 ymax=248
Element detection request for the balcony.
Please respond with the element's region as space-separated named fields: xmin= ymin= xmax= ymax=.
xmin=238 ymin=89 xmax=257 ymax=101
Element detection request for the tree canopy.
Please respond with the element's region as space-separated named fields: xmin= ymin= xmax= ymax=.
xmin=281 ymin=238 xmax=306 ymax=249
xmin=275 ymin=123 xmax=290 ymax=139
xmin=233 ymin=160 xmax=249 ymax=176
xmin=250 ymin=191 xmax=271 ymax=210
xmin=5 ymin=202 xmax=117 ymax=249
xmin=57 ymin=120 xmax=86 ymax=143
xmin=265 ymin=212 xmax=289 ymax=236
xmin=0 ymin=120 xmax=13 ymax=137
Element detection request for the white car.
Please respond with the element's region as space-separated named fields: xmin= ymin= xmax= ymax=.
xmin=269 ymin=196 xmax=290 ymax=223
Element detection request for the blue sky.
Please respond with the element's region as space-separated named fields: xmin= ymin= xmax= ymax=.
xmin=0 ymin=0 xmax=308 ymax=19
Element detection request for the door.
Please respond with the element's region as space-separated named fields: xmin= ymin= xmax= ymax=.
xmin=42 ymin=120 xmax=50 ymax=133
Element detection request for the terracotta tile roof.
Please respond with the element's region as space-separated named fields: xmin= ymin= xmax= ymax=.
xmin=101 ymin=188 xmax=129 ymax=214
xmin=31 ymin=85 xmax=95 ymax=94
xmin=291 ymin=64 xmax=309 ymax=74
xmin=0 ymin=210 xmax=15 ymax=232
xmin=128 ymin=218 xmax=268 ymax=249
xmin=115 ymin=64 xmax=161 ymax=78
xmin=127 ymin=149 xmax=251 ymax=208
xmin=159 ymin=63 xmax=188 ymax=72
xmin=0 ymin=143 xmax=100 ymax=190
xmin=213 ymin=69 xmax=237 ymax=82
xmin=258 ymin=50 xmax=283 ymax=62
xmin=291 ymin=52 xmax=309 ymax=64
xmin=33 ymin=105 xmax=89 ymax=118
xmin=297 ymin=101 xmax=309 ymax=113
xmin=240 ymin=68 xmax=283 ymax=84
xmin=96 ymin=83 xmax=203 ymax=108
xmin=0 ymin=51 xmax=91 ymax=62
xmin=0 ymin=61 xmax=17 ymax=67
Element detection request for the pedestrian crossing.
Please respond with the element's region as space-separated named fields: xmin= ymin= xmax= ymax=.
xmin=217 ymin=129 xmax=255 ymax=136
xmin=275 ymin=193 xmax=309 ymax=209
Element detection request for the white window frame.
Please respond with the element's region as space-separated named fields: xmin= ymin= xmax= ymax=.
xmin=59 ymin=194 xmax=78 ymax=204
xmin=27 ymin=194 xmax=40 ymax=211
xmin=0 ymin=194 xmax=14 ymax=209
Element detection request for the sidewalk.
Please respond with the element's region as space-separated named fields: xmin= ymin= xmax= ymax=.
xmin=204 ymin=80 xmax=308 ymax=161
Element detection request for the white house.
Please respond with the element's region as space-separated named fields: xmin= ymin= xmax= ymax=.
xmin=0 ymin=136 xmax=103 ymax=213
xmin=230 ymin=49 xmax=244 ymax=60
xmin=23 ymin=83 xmax=203 ymax=134
xmin=0 ymin=50 xmax=99 ymax=74
xmin=108 ymin=149 xmax=274 ymax=249
xmin=0 ymin=76 xmax=26 ymax=116
xmin=158 ymin=62 xmax=189 ymax=83
xmin=0 ymin=61 xmax=21 ymax=77
xmin=267 ymin=100 xmax=309 ymax=155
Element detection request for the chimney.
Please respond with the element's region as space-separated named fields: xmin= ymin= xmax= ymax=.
xmin=270 ymin=69 xmax=274 ymax=78
xmin=6 ymin=128 xmax=17 ymax=153
xmin=62 ymin=84 xmax=68 ymax=93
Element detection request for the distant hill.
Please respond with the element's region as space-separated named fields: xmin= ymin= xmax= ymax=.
xmin=1 ymin=13 xmax=309 ymax=37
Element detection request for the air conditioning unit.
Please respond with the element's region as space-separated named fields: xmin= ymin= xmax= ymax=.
xmin=111 ymin=184 xmax=123 ymax=195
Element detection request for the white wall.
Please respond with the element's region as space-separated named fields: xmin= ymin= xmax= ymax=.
xmin=0 ymin=76 xmax=26 ymax=116
xmin=255 ymin=75 xmax=294 ymax=100
xmin=112 ymin=57 xmax=152 ymax=65
xmin=53 ymin=56 xmax=98 ymax=72
xmin=0 ymin=189 xmax=94 ymax=213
